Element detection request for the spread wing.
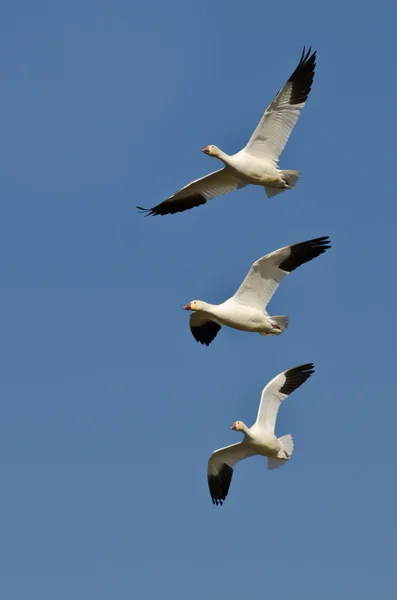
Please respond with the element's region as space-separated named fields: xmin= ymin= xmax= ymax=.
xmin=255 ymin=364 xmax=315 ymax=433
xmin=244 ymin=47 xmax=316 ymax=164
xmin=231 ymin=236 xmax=330 ymax=311
xmin=137 ymin=169 xmax=247 ymax=216
xmin=207 ymin=443 xmax=256 ymax=506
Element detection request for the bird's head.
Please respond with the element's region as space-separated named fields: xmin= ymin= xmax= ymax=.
xmin=183 ymin=300 xmax=204 ymax=312
xmin=202 ymin=145 xmax=221 ymax=157
xmin=231 ymin=421 xmax=246 ymax=432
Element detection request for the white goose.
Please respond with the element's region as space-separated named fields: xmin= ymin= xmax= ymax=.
xmin=208 ymin=363 xmax=315 ymax=505
xmin=183 ymin=236 xmax=330 ymax=345
xmin=138 ymin=47 xmax=316 ymax=216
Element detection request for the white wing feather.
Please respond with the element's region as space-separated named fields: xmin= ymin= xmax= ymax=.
xmin=244 ymin=92 xmax=305 ymax=164
xmin=208 ymin=442 xmax=255 ymax=475
xmin=139 ymin=169 xmax=247 ymax=216
xmin=255 ymin=371 xmax=290 ymax=433
xmin=207 ymin=443 xmax=257 ymax=505
xmin=231 ymin=245 xmax=292 ymax=311
xmin=231 ymin=237 xmax=330 ymax=311
xmin=174 ymin=169 xmax=246 ymax=202
xmin=244 ymin=48 xmax=316 ymax=164
xmin=255 ymin=364 xmax=315 ymax=432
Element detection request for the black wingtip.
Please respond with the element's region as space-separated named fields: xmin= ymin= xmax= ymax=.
xmin=137 ymin=192 xmax=207 ymax=217
xmin=288 ymin=47 xmax=317 ymax=105
xmin=279 ymin=363 xmax=315 ymax=396
xmin=278 ymin=236 xmax=331 ymax=273
xmin=212 ymin=499 xmax=223 ymax=506
xmin=299 ymin=46 xmax=316 ymax=63
xmin=136 ymin=206 xmax=156 ymax=217
xmin=309 ymin=235 xmax=332 ymax=250
xmin=191 ymin=321 xmax=221 ymax=346
xmin=208 ymin=464 xmax=233 ymax=506
xmin=289 ymin=362 xmax=316 ymax=377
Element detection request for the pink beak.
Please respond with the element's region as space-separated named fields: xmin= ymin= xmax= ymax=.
xmin=183 ymin=303 xmax=191 ymax=310
xmin=202 ymin=147 xmax=210 ymax=154
xmin=230 ymin=423 xmax=236 ymax=430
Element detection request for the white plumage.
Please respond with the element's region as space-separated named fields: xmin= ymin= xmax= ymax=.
xmin=207 ymin=363 xmax=315 ymax=505
xmin=184 ymin=237 xmax=331 ymax=346
xmin=138 ymin=47 xmax=316 ymax=216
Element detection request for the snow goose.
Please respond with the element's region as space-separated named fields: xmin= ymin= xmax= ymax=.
xmin=138 ymin=47 xmax=316 ymax=216
xmin=208 ymin=363 xmax=315 ymax=505
xmin=184 ymin=236 xmax=330 ymax=345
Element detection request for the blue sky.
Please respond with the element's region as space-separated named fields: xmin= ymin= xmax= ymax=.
xmin=1 ymin=0 xmax=396 ymax=598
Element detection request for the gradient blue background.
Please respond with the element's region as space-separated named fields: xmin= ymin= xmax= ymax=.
xmin=1 ymin=1 xmax=395 ymax=598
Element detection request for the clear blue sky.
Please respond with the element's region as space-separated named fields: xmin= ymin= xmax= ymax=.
xmin=0 ymin=1 xmax=396 ymax=598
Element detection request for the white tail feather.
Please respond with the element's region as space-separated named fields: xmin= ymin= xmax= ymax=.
xmin=265 ymin=187 xmax=289 ymax=198
xmin=271 ymin=316 xmax=289 ymax=332
xmin=268 ymin=434 xmax=294 ymax=470
xmin=281 ymin=170 xmax=301 ymax=188
xmin=265 ymin=170 xmax=300 ymax=198
xmin=278 ymin=434 xmax=294 ymax=458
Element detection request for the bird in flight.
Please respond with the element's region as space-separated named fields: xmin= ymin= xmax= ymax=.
xmin=138 ymin=47 xmax=316 ymax=216
xmin=208 ymin=363 xmax=315 ymax=505
xmin=184 ymin=236 xmax=331 ymax=346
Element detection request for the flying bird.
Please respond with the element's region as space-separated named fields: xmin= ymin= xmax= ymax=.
xmin=138 ymin=47 xmax=316 ymax=216
xmin=208 ymin=363 xmax=315 ymax=505
xmin=183 ymin=236 xmax=330 ymax=346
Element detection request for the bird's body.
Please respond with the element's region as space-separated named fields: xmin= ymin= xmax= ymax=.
xmin=207 ymin=363 xmax=315 ymax=505
xmin=217 ymin=150 xmax=288 ymax=188
xmin=138 ymin=47 xmax=316 ymax=216
xmin=239 ymin=427 xmax=282 ymax=457
xmin=191 ymin=300 xmax=282 ymax=335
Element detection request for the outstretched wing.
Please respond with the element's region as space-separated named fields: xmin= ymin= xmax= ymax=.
xmin=137 ymin=169 xmax=246 ymax=216
xmin=244 ymin=47 xmax=316 ymax=164
xmin=255 ymin=364 xmax=315 ymax=432
xmin=232 ymin=236 xmax=331 ymax=311
xmin=207 ymin=443 xmax=256 ymax=506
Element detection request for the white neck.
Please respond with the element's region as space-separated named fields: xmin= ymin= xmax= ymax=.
xmin=198 ymin=301 xmax=221 ymax=318
xmin=215 ymin=148 xmax=230 ymax=165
